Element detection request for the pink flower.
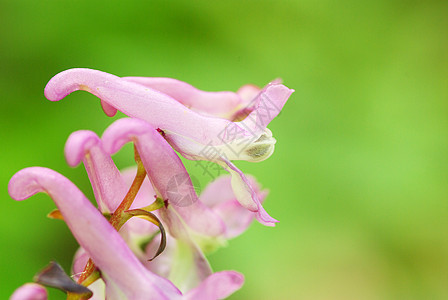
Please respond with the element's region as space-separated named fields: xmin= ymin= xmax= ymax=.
xmin=8 ymin=167 xmax=244 ymax=300
xmin=9 ymin=117 xmax=267 ymax=299
xmin=66 ymin=125 xmax=222 ymax=293
xmin=9 ymin=69 xmax=289 ymax=299
xmin=68 ymin=119 xmax=267 ymax=294
xmin=44 ymin=68 xmax=293 ymax=226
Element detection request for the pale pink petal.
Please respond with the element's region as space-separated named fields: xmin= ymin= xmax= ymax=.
xmin=10 ymin=283 xmax=47 ymax=300
xmin=71 ymin=247 xmax=89 ymax=280
xmin=236 ymin=84 xmax=261 ymax=104
xmin=102 ymin=118 xmax=225 ymax=237
xmin=199 ymin=175 xmax=238 ymax=207
xmin=44 ymin=68 xmax=228 ymax=144
xmin=219 ymin=159 xmax=278 ymax=227
xmin=232 ymin=84 xmax=262 ymax=120
xmin=200 ymin=175 xmax=269 ymax=238
xmin=8 ymin=167 xmax=181 ymax=299
xmin=230 ymin=82 xmax=293 ymax=139
xmin=122 ymin=77 xmax=243 ymax=119
xmin=44 ymin=68 xmax=293 ymax=162
xmin=64 ymin=130 xmax=127 ymax=213
xmin=184 ymin=271 xmax=244 ymax=300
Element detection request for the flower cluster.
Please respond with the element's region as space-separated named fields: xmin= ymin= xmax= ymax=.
xmin=9 ymin=69 xmax=293 ymax=299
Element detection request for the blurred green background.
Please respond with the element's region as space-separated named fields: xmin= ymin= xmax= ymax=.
xmin=1 ymin=0 xmax=447 ymax=299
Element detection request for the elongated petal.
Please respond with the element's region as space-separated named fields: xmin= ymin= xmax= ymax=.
xmin=102 ymin=118 xmax=225 ymax=237
xmin=10 ymin=283 xmax=47 ymax=300
xmin=8 ymin=167 xmax=181 ymax=300
xmin=44 ymin=68 xmax=228 ymax=143
xmin=219 ymin=159 xmax=278 ymax=226
xmin=45 ymin=68 xmax=293 ymax=161
xmin=240 ymin=82 xmax=292 ymax=131
xmin=200 ymin=175 xmax=269 ymax=238
xmin=184 ymin=271 xmax=244 ymax=300
xmin=64 ymin=130 xmax=127 ymax=212
xmin=122 ymin=77 xmax=244 ymax=119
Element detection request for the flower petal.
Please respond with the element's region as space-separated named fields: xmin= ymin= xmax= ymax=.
xmin=8 ymin=167 xmax=181 ymax=299
xmin=10 ymin=283 xmax=47 ymax=300
xmin=45 ymin=68 xmax=293 ymax=162
xmin=184 ymin=271 xmax=244 ymax=300
xmin=64 ymin=130 xmax=127 ymax=213
xmin=200 ymin=175 xmax=269 ymax=238
xmin=236 ymin=84 xmax=262 ymax=105
xmin=239 ymin=82 xmax=293 ymax=132
xmin=72 ymin=247 xmax=89 ymax=280
xmin=102 ymin=118 xmax=225 ymax=237
xmin=218 ymin=159 xmax=278 ymax=227
xmin=122 ymin=77 xmax=244 ymax=119
xmin=44 ymin=68 xmax=227 ymax=144
xmin=100 ymin=100 xmax=117 ymax=117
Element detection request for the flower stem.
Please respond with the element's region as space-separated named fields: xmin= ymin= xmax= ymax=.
xmin=109 ymin=160 xmax=146 ymax=230
xmin=75 ymin=147 xmax=147 ymax=291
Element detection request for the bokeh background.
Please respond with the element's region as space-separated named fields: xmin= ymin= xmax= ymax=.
xmin=1 ymin=0 xmax=447 ymax=299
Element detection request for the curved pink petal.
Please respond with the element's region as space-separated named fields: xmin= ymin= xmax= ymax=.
xmin=44 ymin=68 xmax=228 ymax=144
xmin=219 ymin=159 xmax=278 ymax=227
xmin=122 ymin=77 xmax=244 ymax=119
xmin=102 ymin=118 xmax=225 ymax=237
xmin=200 ymin=175 xmax=269 ymax=238
xmin=8 ymin=167 xmax=181 ymax=300
xmin=235 ymin=82 xmax=292 ymax=135
xmin=64 ymin=130 xmax=127 ymax=213
xmin=44 ymin=68 xmax=293 ymax=161
xmin=72 ymin=247 xmax=89 ymax=280
xmin=184 ymin=271 xmax=244 ymax=300
xmin=10 ymin=283 xmax=47 ymax=300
